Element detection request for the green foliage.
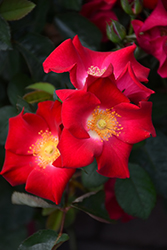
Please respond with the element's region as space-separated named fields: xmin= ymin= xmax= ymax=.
xmin=18 ymin=229 xmax=69 ymax=250
xmin=115 ymin=164 xmax=156 ymax=219
xmin=81 ymin=160 xmax=108 ymax=189
xmin=0 ymin=15 xmax=11 ymax=50
xmin=130 ymin=131 xmax=167 ymax=199
xmin=72 ymin=191 xmax=113 ymax=223
xmin=0 ymin=106 xmax=18 ymax=145
xmin=54 ymin=12 xmax=102 ymax=50
xmin=0 ymin=0 xmax=36 ymax=21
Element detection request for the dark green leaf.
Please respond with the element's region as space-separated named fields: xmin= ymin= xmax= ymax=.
xmin=0 ymin=50 xmax=8 ymax=72
xmin=16 ymin=96 xmax=35 ymax=113
xmin=55 ymin=0 xmax=83 ymax=11
xmin=72 ymin=190 xmax=113 ymax=223
xmin=18 ymin=229 xmax=69 ymax=250
xmin=32 ymin=0 xmax=50 ymax=32
xmin=0 ymin=15 xmax=11 ymax=50
xmin=15 ymin=33 xmax=54 ymax=82
xmin=81 ymin=160 xmax=108 ymax=189
xmin=0 ymin=0 xmax=36 ymax=21
xmin=7 ymin=73 xmax=33 ymax=106
xmin=150 ymin=93 xmax=167 ymax=120
xmin=54 ymin=12 xmax=102 ymax=50
xmin=0 ymin=106 xmax=18 ymax=145
xmin=130 ymin=131 xmax=167 ymax=199
xmin=115 ymin=163 xmax=156 ymax=219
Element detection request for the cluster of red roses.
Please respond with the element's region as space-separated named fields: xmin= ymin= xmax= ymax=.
xmin=1 ymin=34 xmax=156 ymax=223
xmin=81 ymin=0 xmax=167 ymax=78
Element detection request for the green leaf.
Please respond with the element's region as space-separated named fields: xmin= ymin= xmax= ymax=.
xmin=0 ymin=0 xmax=36 ymax=21
xmin=27 ymin=82 xmax=55 ymax=95
xmin=14 ymin=33 xmax=55 ymax=82
xmin=18 ymin=229 xmax=69 ymax=250
xmin=12 ymin=192 xmax=57 ymax=208
xmin=32 ymin=0 xmax=50 ymax=32
xmin=0 ymin=15 xmax=11 ymax=50
xmin=72 ymin=190 xmax=113 ymax=223
xmin=81 ymin=160 xmax=108 ymax=189
xmin=55 ymin=0 xmax=82 ymax=11
xmin=115 ymin=163 xmax=156 ymax=219
xmin=0 ymin=106 xmax=18 ymax=145
xmin=16 ymin=96 xmax=35 ymax=113
xmin=7 ymin=73 xmax=33 ymax=106
xmin=23 ymin=90 xmax=53 ymax=103
xmin=130 ymin=131 xmax=167 ymax=199
xmin=150 ymin=93 xmax=167 ymax=120
xmin=54 ymin=12 xmax=102 ymax=50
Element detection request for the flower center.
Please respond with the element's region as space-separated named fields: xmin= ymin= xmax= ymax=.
xmin=87 ymin=106 xmax=123 ymax=141
xmin=87 ymin=66 xmax=106 ymax=76
xmin=28 ymin=130 xmax=60 ymax=169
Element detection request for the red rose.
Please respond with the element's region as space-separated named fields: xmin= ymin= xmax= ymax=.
xmin=80 ymin=0 xmax=117 ymax=42
xmin=132 ymin=0 xmax=167 ymax=78
xmin=43 ymin=35 xmax=150 ymax=90
xmin=55 ymin=77 xmax=156 ymax=178
xmin=143 ymin=0 xmax=158 ymax=9
xmin=1 ymin=101 xmax=75 ymax=204
xmin=104 ymin=178 xmax=133 ymax=221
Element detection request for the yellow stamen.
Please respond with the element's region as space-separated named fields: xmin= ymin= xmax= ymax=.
xmin=28 ymin=130 xmax=60 ymax=169
xmin=87 ymin=66 xmax=106 ymax=76
xmin=87 ymin=106 xmax=123 ymax=141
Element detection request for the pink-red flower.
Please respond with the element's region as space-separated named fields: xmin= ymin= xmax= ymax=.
xmin=143 ymin=0 xmax=158 ymax=9
xmin=43 ymin=35 xmax=150 ymax=90
xmin=132 ymin=0 xmax=167 ymax=78
xmin=1 ymin=101 xmax=75 ymax=204
xmin=55 ymin=77 xmax=156 ymax=178
xmin=80 ymin=0 xmax=117 ymax=42
xmin=104 ymin=178 xmax=133 ymax=221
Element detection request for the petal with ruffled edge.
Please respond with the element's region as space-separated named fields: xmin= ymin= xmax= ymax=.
xmin=96 ymin=137 xmax=132 ymax=178
xmin=103 ymin=44 xmax=150 ymax=82
xmin=116 ymin=62 xmax=154 ymax=103
xmin=26 ymin=165 xmax=75 ymax=204
xmin=87 ymin=77 xmax=129 ymax=109
xmin=56 ymin=128 xmax=103 ymax=169
xmin=0 ymin=150 xmax=35 ymax=185
xmin=5 ymin=111 xmax=49 ymax=155
xmin=43 ymin=38 xmax=86 ymax=89
xmin=114 ymin=101 xmax=156 ymax=144
xmin=141 ymin=0 xmax=167 ymax=32
xmin=57 ymin=89 xmax=100 ymax=139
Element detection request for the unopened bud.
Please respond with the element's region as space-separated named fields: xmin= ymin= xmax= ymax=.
xmin=121 ymin=0 xmax=143 ymax=15
xmin=106 ymin=20 xmax=126 ymax=44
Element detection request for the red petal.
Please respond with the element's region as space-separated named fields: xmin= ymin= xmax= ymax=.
xmin=141 ymin=0 xmax=167 ymax=32
xmin=43 ymin=38 xmax=80 ymax=73
xmin=88 ymin=77 xmax=129 ymax=108
xmin=1 ymin=150 xmax=34 ymax=186
xmin=26 ymin=165 xmax=75 ymax=204
xmin=114 ymin=101 xmax=156 ymax=144
xmin=57 ymin=128 xmax=103 ymax=168
xmin=105 ymin=179 xmax=133 ymax=221
xmin=116 ymin=62 xmax=154 ymax=103
xmin=61 ymin=90 xmax=100 ymax=139
xmin=103 ymin=44 xmax=150 ymax=82
xmin=96 ymin=137 xmax=132 ymax=178
xmin=5 ymin=111 xmax=48 ymax=155
xmin=36 ymin=100 xmax=62 ymax=134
